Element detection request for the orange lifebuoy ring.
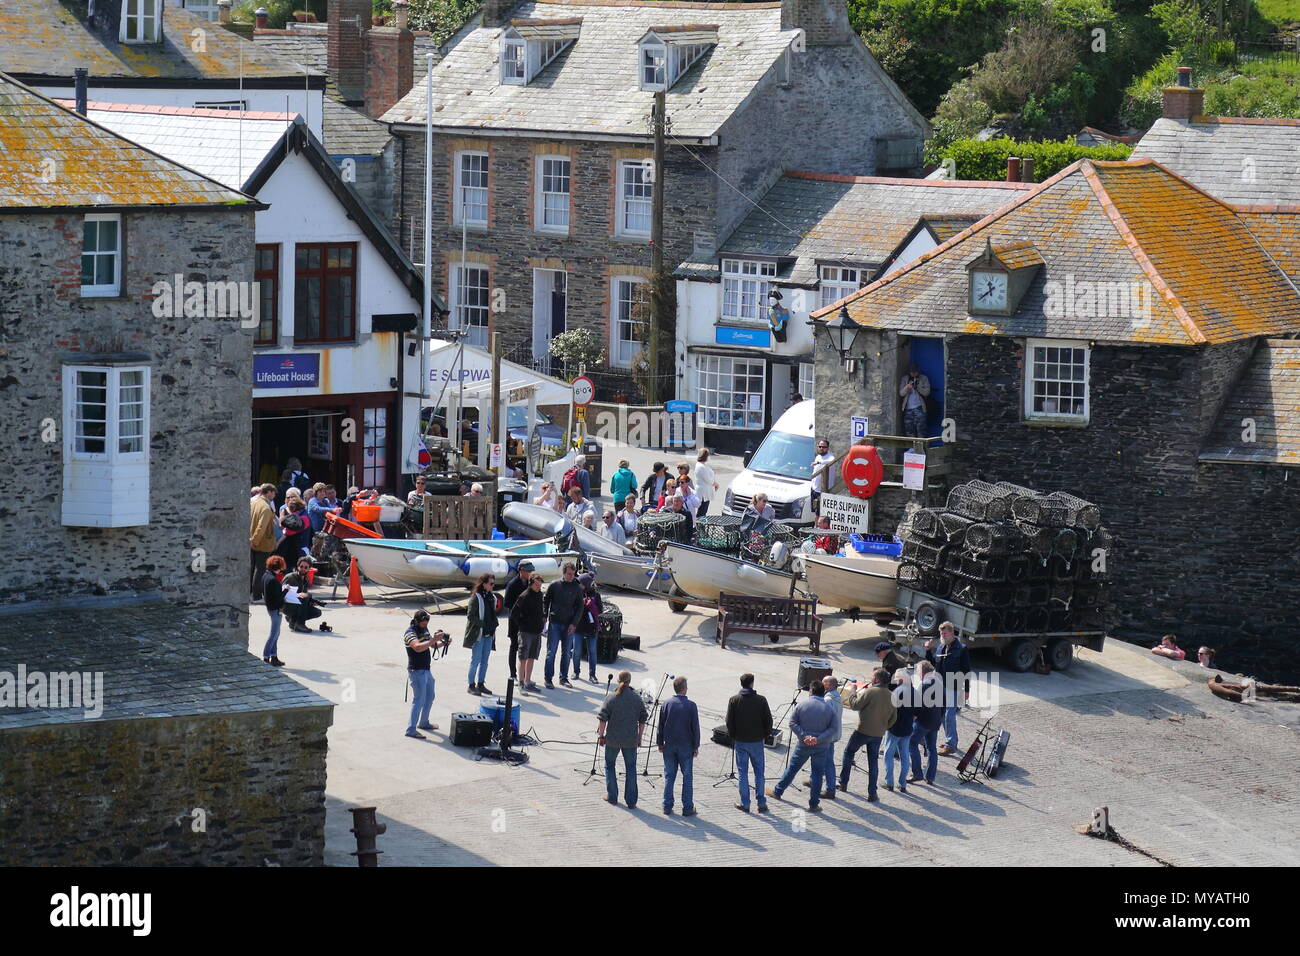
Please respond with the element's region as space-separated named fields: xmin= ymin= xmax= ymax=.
xmin=841 ymin=443 xmax=884 ymax=499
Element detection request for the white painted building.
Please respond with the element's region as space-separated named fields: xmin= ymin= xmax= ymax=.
xmin=81 ymin=102 xmax=435 ymax=494
xmin=674 ymin=171 xmax=1035 ymax=454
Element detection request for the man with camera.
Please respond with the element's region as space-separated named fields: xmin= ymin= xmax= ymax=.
xmin=404 ymin=609 xmax=450 ymax=739
xmin=899 ymin=362 xmax=931 ymax=438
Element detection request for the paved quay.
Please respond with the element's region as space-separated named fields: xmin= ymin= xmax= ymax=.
xmin=250 ymin=582 xmax=1300 ymax=867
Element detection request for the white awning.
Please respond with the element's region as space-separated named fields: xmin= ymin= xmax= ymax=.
xmin=425 ymin=339 xmax=573 ymax=406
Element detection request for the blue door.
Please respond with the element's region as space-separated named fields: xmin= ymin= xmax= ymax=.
xmin=908 ymin=338 xmax=945 ymax=443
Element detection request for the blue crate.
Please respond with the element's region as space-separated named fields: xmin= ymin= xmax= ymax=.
xmin=849 ymin=533 xmax=902 ymax=557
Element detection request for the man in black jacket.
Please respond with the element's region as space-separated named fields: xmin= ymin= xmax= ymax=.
xmin=501 ymin=561 xmax=535 ymax=683
xmin=542 ymin=562 xmax=586 ymax=689
xmin=875 ymin=641 xmax=909 ymax=681
xmin=725 ymin=673 xmax=773 ymax=813
xmin=640 ymin=462 xmax=669 ymax=512
xmin=925 ymin=622 xmax=972 ymax=755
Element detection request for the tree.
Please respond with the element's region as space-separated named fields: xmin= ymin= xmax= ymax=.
xmin=548 ymin=328 xmax=606 ymax=374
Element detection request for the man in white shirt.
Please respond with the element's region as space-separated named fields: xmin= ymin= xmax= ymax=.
xmin=811 ymin=439 xmax=834 ymax=516
xmin=694 ymin=449 xmax=719 ymax=518
xmin=597 ymin=509 xmax=628 ymax=546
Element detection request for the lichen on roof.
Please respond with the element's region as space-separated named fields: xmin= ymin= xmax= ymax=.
xmin=0 ymin=73 xmax=256 ymax=210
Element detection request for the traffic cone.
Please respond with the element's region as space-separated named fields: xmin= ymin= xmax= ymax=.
xmin=346 ymin=556 xmax=365 ymax=606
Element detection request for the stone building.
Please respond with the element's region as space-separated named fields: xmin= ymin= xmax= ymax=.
xmin=0 ymin=75 xmax=332 ymax=864
xmin=811 ymin=152 xmax=1300 ymax=679
xmin=382 ymin=0 xmax=927 ymax=397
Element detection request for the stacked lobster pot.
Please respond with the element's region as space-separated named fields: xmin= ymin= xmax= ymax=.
xmin=894 ymin=480 xmax=1112 ymax=632
xmin=633 ymin=510 xmax=690 ymax=554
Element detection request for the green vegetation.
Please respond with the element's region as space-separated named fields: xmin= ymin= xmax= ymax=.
xmin=937 ymin=136 xmax=1133 ymax=179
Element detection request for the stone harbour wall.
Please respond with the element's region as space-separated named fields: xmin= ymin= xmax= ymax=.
xmin=0 ymin=706 xmax=332 ymax=866
xmin=0 ymin=209 xmax=254 ymax=631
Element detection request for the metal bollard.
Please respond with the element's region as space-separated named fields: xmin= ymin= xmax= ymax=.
xmin=349 ymin=806 xmax=387 ymax=867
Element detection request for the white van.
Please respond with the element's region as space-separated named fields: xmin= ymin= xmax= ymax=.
xmin=722 ymin=399 xmax=817 ymax=526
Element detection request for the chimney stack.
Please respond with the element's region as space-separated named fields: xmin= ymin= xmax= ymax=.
xmin=479 ymin=0 xmax=514 ymax=29
xmin=328 ymin=0 xmax=372 ymax=105
xmin=780 ymin=0 xmax=853 ymax=46
xmin=217 ymin=0 xmax=232 ymax=24
xmin=1162 ymin=66 xmax=1204 ymax=121
xmin=255 ymin=6 xmax=269 ymax=29
xmin=1020 ymin=156 xmax=1035 ymax=183
xmin=365 ymin=1 xmax=415 ymax=120
xmin=74 ymin=68 xmax=88 ymax=116
xmin=1006 ymin=156 xmax=1021 ymax=183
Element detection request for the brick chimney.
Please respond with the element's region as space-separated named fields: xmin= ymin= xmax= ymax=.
xmin=1006 ymin=156 xmax=1021 ymax=182
xmin=365 ymin=1 xmax=415 ymax=119
xmin=255 ymin=6 xmax=269 ymax=29
xmin=1020 ymin=156 xmax=1034 ymax=183
xmin=780 ymin=0 xmax=853 ymax=46
xmin=480 ymin=0 xmax=515 ymax=29
xmin=1162 ymin=66 xmax=1205 ymax=121
xmin=329 ymin=0 xmax=372 ymax=105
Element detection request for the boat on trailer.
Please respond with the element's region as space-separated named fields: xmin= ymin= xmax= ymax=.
xmin=500 ymin=502 xmax=634 ymax=557
xmin=658 ymin=540 xmax=796 ymax=604
xmin=588 ymin=551 xmax=675 ymax=596
xmin=345 ymin=537 xmax=580 ymax=589
xmin=799 ymin=552 xmax=899 ymax=622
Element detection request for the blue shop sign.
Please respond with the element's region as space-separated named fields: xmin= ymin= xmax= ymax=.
xmin=664 ymin=399 xmax=697 ymax=414
xmin=715 ymin=326 xmax=771 ymax=348
xmin=254 ymin=353 xmax=320 ymax=389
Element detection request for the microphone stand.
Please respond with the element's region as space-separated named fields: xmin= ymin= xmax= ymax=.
xmin=576 ymin=673 xmax=614 ymax=784
xmin=639 ymin=672 xmax=671 ymax=783
xmin=777 ymin=688 xmax=804 ymax=781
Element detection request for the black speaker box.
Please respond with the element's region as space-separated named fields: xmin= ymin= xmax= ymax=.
xmin=450 ymin=712 xmax=493 ymax=747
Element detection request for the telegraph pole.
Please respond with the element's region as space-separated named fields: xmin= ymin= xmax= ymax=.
xmin=490 ymin=330 xmax=502 ymax=475
xmin=647 ymin=90 xmax=667 ymax=406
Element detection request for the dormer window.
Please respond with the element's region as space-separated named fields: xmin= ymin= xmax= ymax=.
xmin=641 ymin=44 xmax=666 ymax=90
xmin=638 ymin=27 xmax=717 ymax=91
xmin=502 ymin=39 xmax=526 ymax=84
xmin=121 ymin=0 xmax=162 ymax=43
xmin=500 ymin=19 xmax=581 ymax=86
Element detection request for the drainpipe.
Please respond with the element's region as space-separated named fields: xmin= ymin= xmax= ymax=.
xmin=74 ymin=68 xmax=88 ymax=116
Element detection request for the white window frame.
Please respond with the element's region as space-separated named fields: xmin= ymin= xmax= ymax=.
xmin=694 ymin=355 xmax=766 ymax=430
xmin=721 ymin=258 xmax=776 ymax=323
xmin=617 ymin=160 xmax=653 ymax=238
xmin=454 ymin=151 xmax=489 ymax=228
xmin=81 ymin=213 xmax=122 ymax=298
xmin=535 ymin=155 xmax=571 ymax=234
xmin=182 ymin=0 xmax=220 ymax=21
xmin=120 ymin=0 xmax=161 ymax=43
xmin=449 ymin=262 xmax=491 ymax=350
xmin=1024 ymin=338 xmax=1090 ymax=423
xmin=501 ymin=38 xmax=526 ymax=84
xmin=818 ymin=265 xmax=862 ymax=309
xmin=668 ymin=43 xmax=709 ymax=82
xmin=611 ymin=275 xmax=648 ymax=368
xmin=799 ymin=362 xmax=815 ymax=400
xmin=640 ymin=42 xmax=666 ymax=91
xmin=63 ymin=365 xmax=151 ymax=461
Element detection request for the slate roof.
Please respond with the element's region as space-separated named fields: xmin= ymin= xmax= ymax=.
xmin=0 ymin=0 xmax=319 ymax=84
xmin=677 ymin=172 xmax=1033 ymax=283
xmin=1200 ymin=340 xmax=1300 ymax=465
xmin=1236 ymin=210 xmax=1300 ymax=286
xmin=814 ymin=159 xmax=1300 ymax=346
xmin=0 ymin=74 xmax=257 ymax=211
xmin=253 ymin=27 xmax=442 ymax=154
xmin=0 ymin=599 xmax=332 ymax=728
xmin=382 ymin=0 xmax=798 ymax=141
xmin=1132 ymin=117 xmax=1300 ymax=206
xmin=67 ymin=101 xmax=293 ymax=191
xmin=925 ymin=215 xmax=983 ymax=243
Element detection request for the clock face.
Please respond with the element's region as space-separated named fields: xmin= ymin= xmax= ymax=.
xmin=971 ymin=270 xmax=1009 ymax=312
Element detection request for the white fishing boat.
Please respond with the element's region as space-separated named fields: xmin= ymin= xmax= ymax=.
xmin=345 ymin=537 xmax=580 ymax=589
xmin=800 ymin=552 xmax=899 ymax=619
xmin=659 ymin=541 xmax=796 ymax=603
xmin=589 ymin=551 xmax=675 ymax=596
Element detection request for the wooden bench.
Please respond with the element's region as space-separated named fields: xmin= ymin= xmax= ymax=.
xmin=717 ymin=592 xmax=822 ymax=652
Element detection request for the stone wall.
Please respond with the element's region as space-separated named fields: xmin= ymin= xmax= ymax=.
xmin=0 ymin=706 xmax=331 ymax=866
xmin=715 ymin=44 xmax=926 ymax=242
xmin=0 ymin=210 xmax=254 ymax=630
xmin=394 ymin=131 xmax=717 ymax=397
xmin=814 ymin=332 xmax=1299 ymax=680
xmin=344 ymin=144 xmax=398 ymax=233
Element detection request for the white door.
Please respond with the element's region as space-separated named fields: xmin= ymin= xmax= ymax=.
xmin=532 ymin=269 xmax=567 ymax=373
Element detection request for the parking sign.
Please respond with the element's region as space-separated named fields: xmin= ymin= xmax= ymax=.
xmin=851 ymin=416 xmax=870 ymax=442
